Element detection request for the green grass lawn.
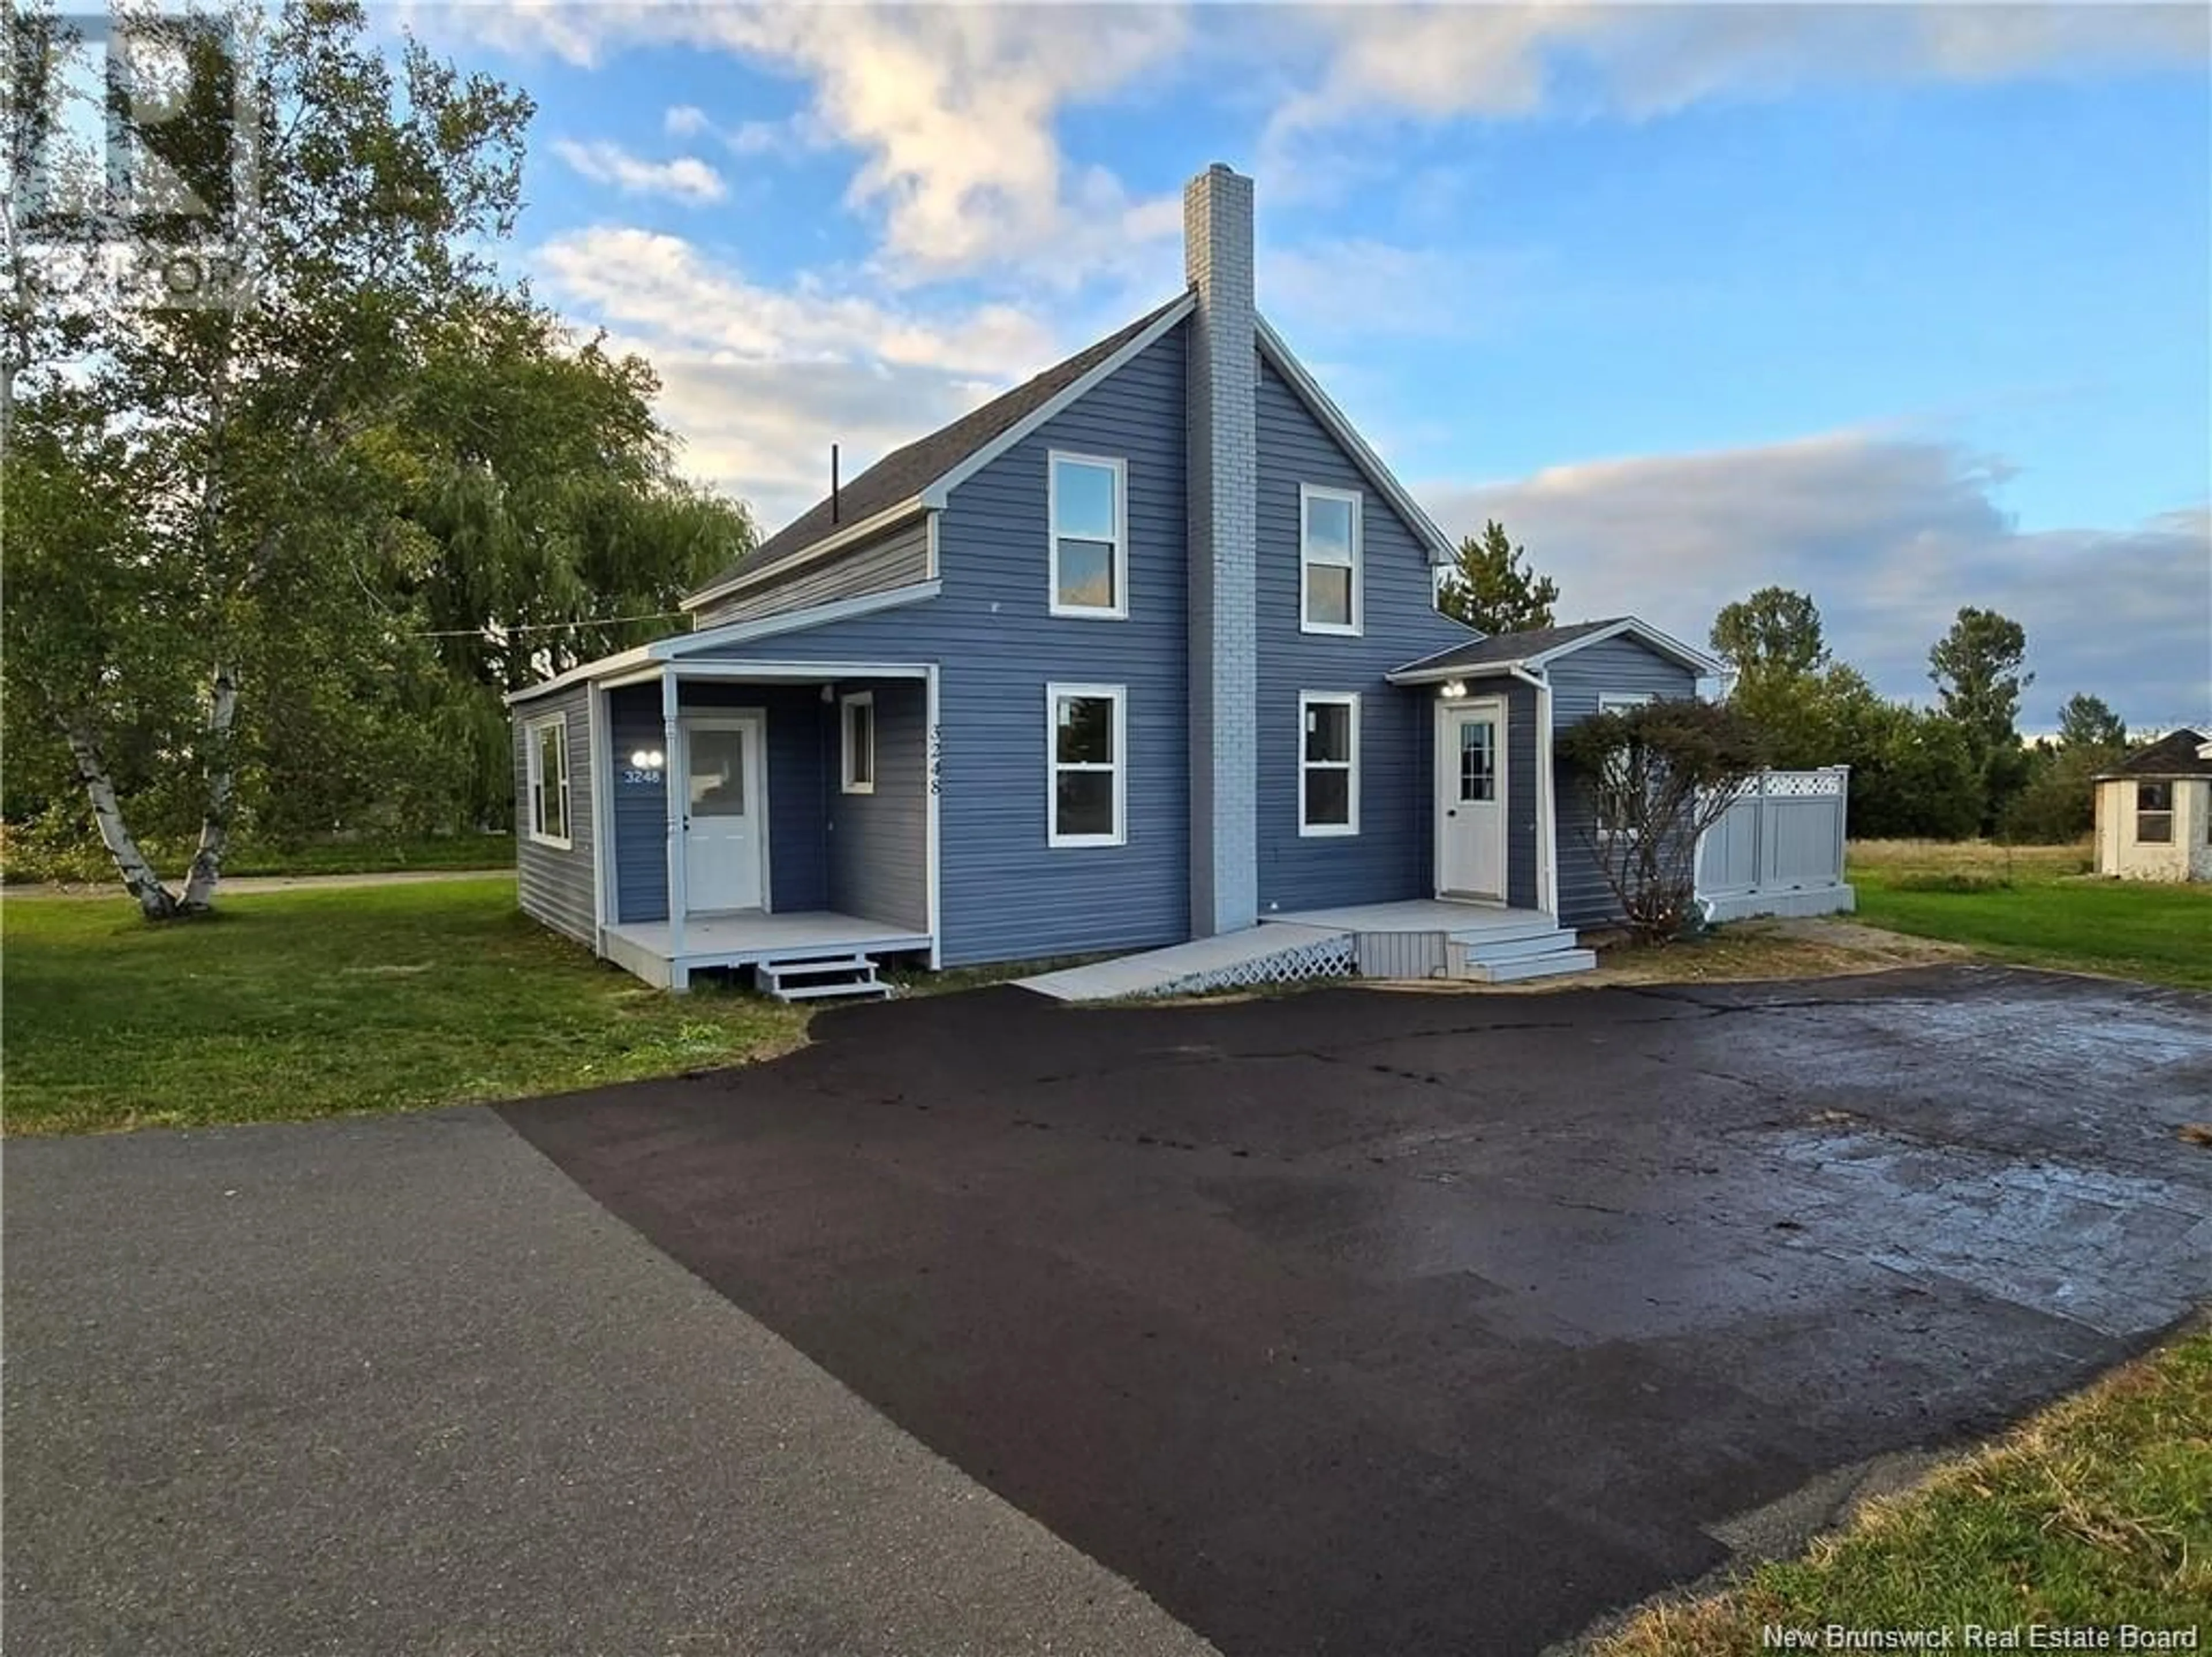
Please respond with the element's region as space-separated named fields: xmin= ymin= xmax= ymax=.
xmin=3 ymin=877 xmax=808 ymax=1135
xmin=1597 ymin=1325 xmax=2212 ymax=1654
xmin=1849 ymin=839 xmax=2212 ymax=992
xmin=2 ymin=830 xmax=516 ymax=884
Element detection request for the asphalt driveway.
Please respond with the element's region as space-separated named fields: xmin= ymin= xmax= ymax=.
xmin=6 ymin=1110 xmax=1217 ymax=1657
xmin=498 ymin=965 xmax=2212 ymax=1657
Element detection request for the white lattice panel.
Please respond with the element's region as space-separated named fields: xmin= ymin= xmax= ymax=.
xmin=1763 ymin=770 xmax=1844 ymax=797
xmin=1156 ymin=935 xmax=1355 ymax=996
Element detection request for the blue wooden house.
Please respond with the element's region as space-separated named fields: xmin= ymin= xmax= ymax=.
xmin=507 ymin=163 xmax=1743 ymax=996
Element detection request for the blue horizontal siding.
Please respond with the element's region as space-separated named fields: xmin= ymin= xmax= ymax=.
xmin=1547 ymin=635 xmax=1698 ymax=928
xmin=605 ymin=681 xmax=830 ymax=922
xmin=691 ymin=518 xmax=930 ymax=628
xmin=1253 ymin=355 xmax=1475 ymax=913
xmin=827 ymin=678 xmax=927 ymax=930
xmin=661 ymin=330 xmax=1194 ymax=966
xmin=513 ymin=684 xmax=596 ymax=944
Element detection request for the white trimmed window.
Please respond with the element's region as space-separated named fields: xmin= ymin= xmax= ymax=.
xmin=1049 ymin=452 xmax=1127 ymax=618
xmin=1596 ymin=693 xmax=1655 ymax=838
xmin=2136 ymin=781 xmax=2173 ymax=845
xmin=1299 ymin=484 xmax=1362 ymax=635
xmin=1300 ymin=693 xmax=1360 ymax=836
xmin=1047 ymin=683 xmax=1126 ymax=847
xmin=526 ymin=714 xmax=571 ymax=848
xmin=841 ymin=691 xmax=876 ymax=795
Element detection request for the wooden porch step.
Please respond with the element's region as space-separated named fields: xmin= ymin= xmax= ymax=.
xmin=753 ymin=952 xmax=893 ymax=1004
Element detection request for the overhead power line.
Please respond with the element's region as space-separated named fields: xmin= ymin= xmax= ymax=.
xmin=409 ymin=610 xmax=690 ymax=638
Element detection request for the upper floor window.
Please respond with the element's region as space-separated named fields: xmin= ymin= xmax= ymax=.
xmin=2137 ymin=781 xmax=2173 ymax=844
xmin=1050 ymin=453 xmax=1127 ymax=619
xmin=1300 ymin=485 xmax=1362 ymax=635
xmin=526 ymin=713 xmax=571 ymax=849
xmin=840 ymin=692 xmax=876 ymax=795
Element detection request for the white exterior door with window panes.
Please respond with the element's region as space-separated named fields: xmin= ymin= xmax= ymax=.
xmin=1437 ymin=701 xmax=1508 ymax=901
xmin=681 ymin=714 xmax=767 ymax=913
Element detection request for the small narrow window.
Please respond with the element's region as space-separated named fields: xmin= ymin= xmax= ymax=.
xmin=1300 ymin=485 xmax=1362 ymax=634
xmin=2137 ymin=781 xmax=2173 ymax=844
xmin=1300 ymin=693 xmax=1359 ymax=836
xmin=1596 ymin=693 xmax=1654 ymax=836
xmin=527 ymin=714 xmax=571 ymax=848
xmin=1047 ymin=683 xmax=1126 ymax=847
xmin=841 ymin=692 xmax=876 ymax=795
xmin=1050 ymin=453 xmax=1127 ymax=618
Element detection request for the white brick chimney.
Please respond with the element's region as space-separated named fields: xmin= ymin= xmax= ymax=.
xmin=1184 ymin=161 xmax=1259 ymax=937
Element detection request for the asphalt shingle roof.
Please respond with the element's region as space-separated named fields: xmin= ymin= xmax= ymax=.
xmin=1391 ymin=618 xmax=1631 ymax=676
xmin=2101 ymin=728 xmax=2212 ymax=780
xmin=690 ymin=292 xmax=1192 ymax=602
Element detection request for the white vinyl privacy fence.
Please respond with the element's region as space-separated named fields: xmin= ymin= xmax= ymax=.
xmin=1695 ymin=767 xmax=1855 ymax=922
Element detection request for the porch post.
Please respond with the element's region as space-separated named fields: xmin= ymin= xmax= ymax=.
xmin=662 ymin=668 xmax=686 ymax=964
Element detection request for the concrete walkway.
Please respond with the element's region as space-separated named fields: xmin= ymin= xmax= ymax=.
xmin=6 ymin=1110 xmax=1216 ymax=1657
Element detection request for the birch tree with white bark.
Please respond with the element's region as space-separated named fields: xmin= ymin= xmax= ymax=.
xmin=2 ymin=0 xmax=530 ymax=916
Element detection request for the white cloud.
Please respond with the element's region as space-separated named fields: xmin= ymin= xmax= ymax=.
xmin=1265 ymin=2 xmax=2211 ymax=146
xmin=533 ymin=226 xmax=1099 ymax=528
xmin=535 ymin=226 xmax=1057 ymax=370
xmin=662 ymin=103 xmax=814 ymax=159
xmin=421 ymin=3 xmax=1192 ymax=284
xmin=550 ymin=139 xmax=726 ymax=203
xmin=1424 ymin=433 xmax=2212 ymax=730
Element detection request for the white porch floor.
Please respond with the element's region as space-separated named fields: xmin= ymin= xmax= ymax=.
xmin=603 ymin=910 xmax=932 ymax=990
xmin=1263 ymin=899 xmax=1555 ymax=936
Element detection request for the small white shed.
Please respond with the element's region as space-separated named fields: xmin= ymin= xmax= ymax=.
xmin=2093 ymin=728 xmax=2212 ymax=882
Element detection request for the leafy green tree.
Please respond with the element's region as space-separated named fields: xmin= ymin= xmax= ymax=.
xmin=1843 ymin=702 xmax=1983 ymax=841
xmin=1996 ymin=693 xmax=2128 ymax=845
xmin=1711 ymin=587 xmax=1829 ymax=680
xmin=2054 ymin=693 xmax=2127 ymax=754
xmin=1927 ymin=607 xmax=2034 ymax=834
xmin=1438 ymin=519 xmax=1559 ymax=634
xmin=370 ymin=296 xmax=752 ymax=827
xmin=1558 ymin=698 xmax=1768 ymax=943
xmin=4 ymin=0 xmax=534 ymax=915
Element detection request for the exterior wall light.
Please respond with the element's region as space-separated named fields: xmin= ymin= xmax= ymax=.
xmin=630 ymin=748 xmax=665 ymax=768
xmin=1440 ymin=680 xmax=1468 ymax=700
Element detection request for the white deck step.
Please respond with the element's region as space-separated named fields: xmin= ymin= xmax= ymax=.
xmin=754 ymin=952 xmax=892 ymax=1004
xmin=1444 ymin=915 xmax=1570 ymax=948
xmin=1449 ymin=928 xmax=1581 ymax=967
xmin=1457 ymin=948 xmax=1599 ymax=983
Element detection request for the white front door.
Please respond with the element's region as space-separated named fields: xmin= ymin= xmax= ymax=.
xmin=681 ymin=714 xmax=767 ymax=914
xmin=1437 ymin=700 xmax=1508 ymax=901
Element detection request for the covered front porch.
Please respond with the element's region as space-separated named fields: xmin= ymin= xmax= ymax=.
xmin=589 ymin=659 xmax=940 ymax=990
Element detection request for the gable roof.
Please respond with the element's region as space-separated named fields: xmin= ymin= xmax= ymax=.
xmin=1388 ymin=616 xmax=1724 ymax=683
xmin=2096 ymin=727 xmax=2212 ymax=781
xmin=685 ymin=293 xmax=1193 ymax=610
xmin=685 ymin=293 xmax=1460 ymax=611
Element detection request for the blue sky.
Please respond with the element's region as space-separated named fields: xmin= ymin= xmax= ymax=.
xmin=400 ymin=2 xmax=2211 ymax=731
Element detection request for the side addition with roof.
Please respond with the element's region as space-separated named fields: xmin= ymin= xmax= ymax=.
xmin=2093 ymin=728 xmax=2212 ymax=882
